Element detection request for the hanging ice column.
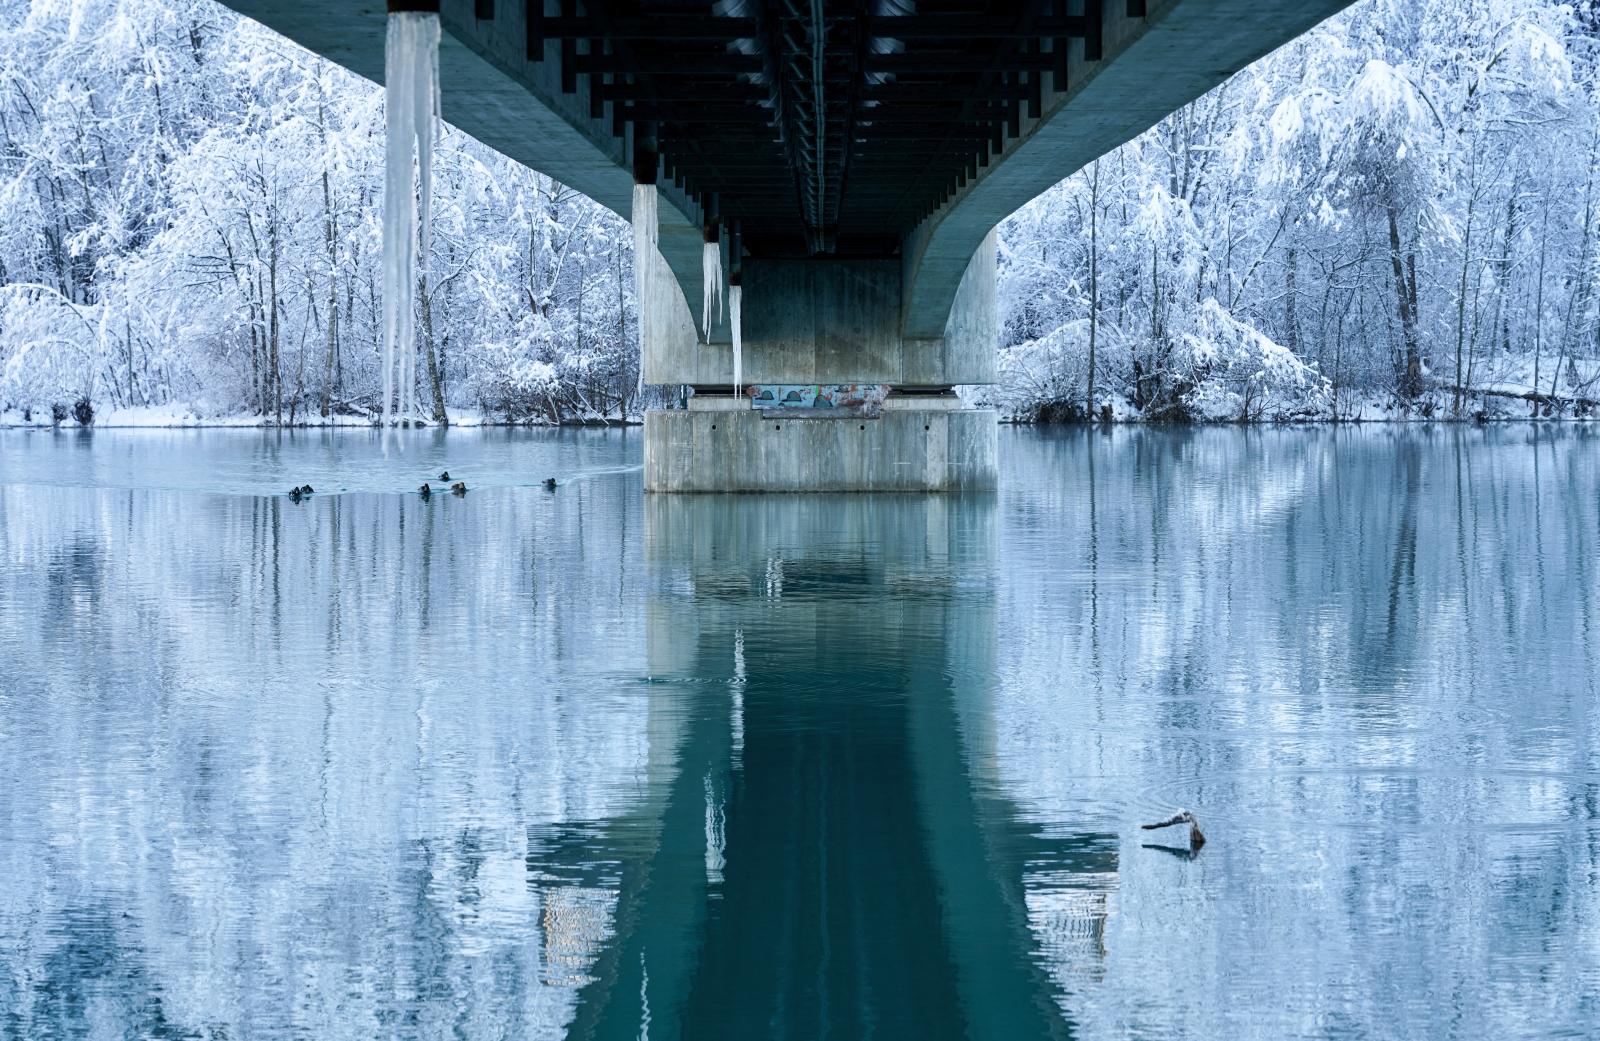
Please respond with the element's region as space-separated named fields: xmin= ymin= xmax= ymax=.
xmin=700 ymin=227 xmax=723 ymax=343
xmin=727 ymin=221 xmax=743 ymax=397
xmin=381 ymin=2 xmax=439 ymax=429
xmin=631 ymin=182 xmax=658 ymax=356
xmin=729 ymin=283 xmax=743 ymax=396
xmin=632 ymin=121 xmax=679 ymax=374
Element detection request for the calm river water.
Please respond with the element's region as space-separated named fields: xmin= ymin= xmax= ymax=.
xmin=1 ymin=425 xmax=1597 ymax=1040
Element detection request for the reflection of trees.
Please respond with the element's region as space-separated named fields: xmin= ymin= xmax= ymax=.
xmin=6 ymin=426 xmax=1596 ymax=1039
xmin=33 ymin=906 xmax=186 ymax=1040
xmin=0 ymin=480 xmax=1132 ymax=1040
xmin=995 ymin=425 xmax=1600 ymax=1040
xmin=0 ymin=479 xmax=651 ymax=1039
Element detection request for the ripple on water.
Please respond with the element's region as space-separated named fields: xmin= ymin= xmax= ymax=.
xmin=0 ymin=425 xmax=1596 ymax=1041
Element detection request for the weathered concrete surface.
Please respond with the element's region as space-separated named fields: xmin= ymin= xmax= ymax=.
xmin=653 ymin=220 xmax=994 ymax=502
xmin=901 ymin=0 xmax=1354 ymax=339
xmin=644 ymin=407 xmax=997 ymax=493
xmin=648 ymin=229 xmax=995 ymax=386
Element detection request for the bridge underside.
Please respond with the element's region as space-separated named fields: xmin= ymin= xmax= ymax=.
xmin=217 ymin=0 xmax=1352 ymax=491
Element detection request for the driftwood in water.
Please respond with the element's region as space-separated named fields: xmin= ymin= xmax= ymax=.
xmin=1142 ymin=810 xmax=1205 ymax=849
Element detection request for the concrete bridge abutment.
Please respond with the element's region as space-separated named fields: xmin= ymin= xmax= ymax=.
xmin=643 ymin=231 xmax=999 ymax=493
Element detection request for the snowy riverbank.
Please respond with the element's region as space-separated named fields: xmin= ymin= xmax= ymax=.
xmin=990 ymin=352 xmax=1600 ymax=424
xmin=0 ymin=405 xmax=641 ymax=430
xmin=1001 ymin=389 xmax=1597 ymax=424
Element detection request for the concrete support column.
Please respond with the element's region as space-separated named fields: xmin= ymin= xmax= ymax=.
xmin=643 ymin=232 xmax=998 ymax=493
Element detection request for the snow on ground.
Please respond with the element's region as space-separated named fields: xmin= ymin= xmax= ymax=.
xmin=0 ymin=405 xmax=642 ymax=429
xmin=1453 ymin=353 xmax=1600 ymax=399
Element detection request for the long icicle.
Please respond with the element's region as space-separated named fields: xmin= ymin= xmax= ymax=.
xmin=410 ymin=16 xmax=438 ymax=423
xmin=381 ymin=16 xmax=414 ymax=432
xmin=729 ymin=284 xmax=743 ymax=397
xmin=632 ymin=183 xmax=659 ymax=363
xmin=382 ymin=10 xmax=438 ymax=431
xmin=701 ymin=240 xmax=723 ymax=342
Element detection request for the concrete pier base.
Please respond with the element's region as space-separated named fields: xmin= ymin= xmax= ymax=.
xmin=641 ymin=233 xmax=999 ymax=492
xmin=644 ymin=405 xmax=997 ymax=493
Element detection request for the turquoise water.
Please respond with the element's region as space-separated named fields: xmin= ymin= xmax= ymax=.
xmin=0 ymin=425 xmax=1597 ymax=1040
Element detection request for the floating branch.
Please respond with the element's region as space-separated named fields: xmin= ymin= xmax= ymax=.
xmin=1141 ymin=810 xmax=1206 ymax=849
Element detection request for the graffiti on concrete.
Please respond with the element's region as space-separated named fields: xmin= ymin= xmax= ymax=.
xmin=748 ymin=384 xmax=890 ymax=418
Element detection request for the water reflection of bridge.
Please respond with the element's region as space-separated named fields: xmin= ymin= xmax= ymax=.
xmin=526 ymin=495 xmax=1117 ymax=1039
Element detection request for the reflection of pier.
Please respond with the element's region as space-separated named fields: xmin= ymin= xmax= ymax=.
xmin=531 ymin=495 xmax=1116 ymax=1039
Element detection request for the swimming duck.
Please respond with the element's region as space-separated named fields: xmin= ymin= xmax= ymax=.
xmin=419 ymin=482 xmax=432 ymax=498
xmin=1141 ymin=810 xmax=1205 ymax=849
xmin=288 ymin=486 xmax=303 ymax=501
xmin=439 ymin=471 xmax=450 ymax=481
xmin=543 ymin=477 xmax=557 ymax=490
xmin=300 ymin=484 xmax=314 ymax=494
xmin=450 ymin=481 xmax=467 ymax=495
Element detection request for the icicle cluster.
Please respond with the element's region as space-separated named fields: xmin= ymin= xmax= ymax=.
xmin=729 ymin=284 xmax=743 ymax=396
xmin=381 ymin=11 xmax=439 ymax=431
xmin=631 ymin=183 xmax=659 ymax=358
xmin=701 ymin=240 xmax=723 ymax=341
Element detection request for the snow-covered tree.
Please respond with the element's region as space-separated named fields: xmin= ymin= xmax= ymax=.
xmin=4 ymin=0 xmax=1600 ymax=424
xmin=998 ymin=0 xmax=1600 ymax=421
xmin=0 ymin=0 xmax=646 ymax=424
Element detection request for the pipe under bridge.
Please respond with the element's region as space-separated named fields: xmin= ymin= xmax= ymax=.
xmin=215 ymin=0 xmax=1352 ymax=491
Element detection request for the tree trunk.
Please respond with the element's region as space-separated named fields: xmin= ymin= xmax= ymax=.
xmin=620 ymin=242 xmax=639 ymax=415
xmin=322 ymin=268 xmax=338 ymax=418
xmin=1532 ymin=194 xmax=1550 ymax=416
xmin=1498 ymin=184 xmax=1517 ymax=357
xmin=269 ymin=220 xmax=281 ymax=425
xmin=1453 ymin=191 xmax=1474 ymax=417
xmin=248 ymin=298 xmax=261 ymax=414
xmin=421 ymin=275 xmax=448 ymax=425
xmin=1387 ymin=204 xmax=1422 ymax=398
xmin=1561 ymin=140 xmax=1596 ymax=375
xmin=1466 ymin=242 xmax=1485 ymax=398
xmin=1086 ymin=161 xmax=1100 ymax=418
xmin=1284 ymin=247 xmax=1300 ymax=355
xmin=125 ymin=313 xmax=135 ymax=408
xmin=317 ymin=89 xmax=338 ymax=419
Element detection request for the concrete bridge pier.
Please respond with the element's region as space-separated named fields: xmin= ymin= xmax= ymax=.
xmin=213 ymin=0 xmax=1354 ymax=495
xmin=642 ymin=232 xmax=999 ymax=493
